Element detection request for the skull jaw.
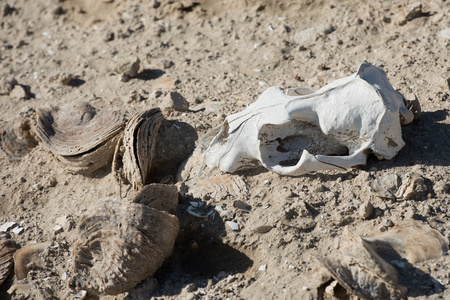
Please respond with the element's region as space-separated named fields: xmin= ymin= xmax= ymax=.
xmin=265 ymin=149 xmax=368 ymax=176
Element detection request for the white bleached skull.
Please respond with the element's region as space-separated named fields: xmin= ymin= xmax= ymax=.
xmin=204 ymin=63 xmax=414 ymax=176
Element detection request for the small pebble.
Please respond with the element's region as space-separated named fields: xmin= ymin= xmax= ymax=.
xmin=441 ymin=28 xmax=450 ymax=39
xmin=385 ymin=220 xmax=394 ymax=227
xmin=59 ymin=73 xmax=76 ymax=85
xmin=220 ymin=210 xmax=234 ymax=220
xmin=10 ymin=84 xmax=30 ymax=100
xmin=0 ymin=77 xmax=17 ymax=95
xmin=53 ymin=225 xmax=63 ymax=234
xmin=259 ymin=264 xmax=267 ymax=271
xmin=0 ymin=221 xmax=17 ymax=232
xmin=12 ymin=226 xmax=24 ymax=235
xmin=226 ymin=221 xmax=239 ymax=231
xmin=379 ymin=225 xmax=388 ymax=232
xmin=323 ymin=24 xmax=335 ymax=34
xmin=234 ymin=200 xmax=252 ymax=212
xmin=183 ymin=283 xmax=197 ymax=293
xmin=359 ymin=201 xmax=374 ymax=219
xmin=160 ymin=91 xmax=190 ymax=113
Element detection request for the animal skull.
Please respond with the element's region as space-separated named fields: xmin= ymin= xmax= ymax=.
xmin=203 ymin=63 xmax=414 ymax=176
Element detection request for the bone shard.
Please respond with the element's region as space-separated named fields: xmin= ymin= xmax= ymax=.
xmin=204 ymin=63 xmax=414 ymax=176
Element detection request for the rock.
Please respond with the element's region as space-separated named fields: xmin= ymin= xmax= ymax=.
xmin=2 ymin=4 xmax=15 ymax=17
xmin=104 ymin=31 xmax=114 ymax=42
xmin=151 ymin=0 xmax=161 ymax=9
xmin=252 ymin=225 xmax=272 ymax=234
xmin=359 ymin=201 xmax=374 ymax=219
xmin=226 ymin=221 xmax=239 ymax=231
xmin=59 ymin=73 xmax=76 ymax=85
xmin=369 ymin=172 xmax=427 ymax=200
xmin=395 ymin=172 xmax=427 ymax=200
xmin=292 ymin=28 xmax=317 ymax=44
xmin=233 ymin=200 xmax=252 ymax=212
xmin=323 ymin=25 xmax=336 ymax=34
xmin=11 ymin=227 xmax=23 ymax=235
xmin=440 ymin=28 xmax=450 ymax=39
xmin=10 ymin=84 xmax=30 ymax=100
xmin=434 ymin=180 xmax=450 ymax=194
xmin=160 ymin=91 xmax=190 ymax=113
xmin=404 ymin=3 xmax=423 ymax=21
xmin=396 ymin=3 xmax=424 ymax=26
xmin=219 ymin=210 xmax=234 ymax=220
xmin=0 ymin=77 xmax=17 ymax=95
xmin=0 ymin=222 xmax=17 ymax=232
xmin=162 ymin=60 xmax=174 ymax=69
xmin=113 ymin=56 xmax=141 ymax=82
xmin=55 ymin=215 xmax=69 ymax=230
xmin=403 ymin=93 xmax=421 ymax=120
xmin=126 ymin=90 xmax=145 ymax=103
xmin=53 ymin=225 xmax=63 ymax=234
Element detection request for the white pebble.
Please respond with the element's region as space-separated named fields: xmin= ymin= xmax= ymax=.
xmin=226 ymin=221 xmax=240 ymax=231
xmin=0 ymin=222 xmax=17 ymax=232
xmin=53 ymin=225 xmax=63 ymax=234
xmin=12 ymin=227 xmax=24 ymax=235
xmin=259 ymin=264 xmax=267 ymax=271
xmin=441 ymin=28 xmax=450 ymax=39
xmin=214 ymin=205 xmax=224 ymax=213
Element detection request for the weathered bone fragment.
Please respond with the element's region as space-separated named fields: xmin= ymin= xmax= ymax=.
xmin=204 ymin=63 xmax=414 ymax=176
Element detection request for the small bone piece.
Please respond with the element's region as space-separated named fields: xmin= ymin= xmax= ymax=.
xmin=204 ymin=63 xmax=414 ymax=176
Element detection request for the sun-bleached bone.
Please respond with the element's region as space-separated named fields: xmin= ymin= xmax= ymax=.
xmin=204 ymin=63 xmax=414 ymax=176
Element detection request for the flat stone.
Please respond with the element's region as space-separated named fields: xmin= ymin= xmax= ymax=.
xmin=226 ymin=221 xmax=239 ymax=231
xmin=0 ymin=77 xmax=17 ymax=95
xmin=160 ymin=91 xmax=190 ymax=113
xmin=0 ymin=222 xmax=17 ymax=232
xmin=10 ymin=84 xmax=30 ymax=100
xmin=11 ymin=226 xmax=24 ymax=235
xmin=441 ymin=28 xmax=450 ymax=39
xmin=359 ymin=201 xmax=374 ymax=219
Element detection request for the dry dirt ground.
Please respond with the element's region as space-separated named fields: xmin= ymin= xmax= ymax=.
xmin=0 ymin=0 xmax=449 ymax=299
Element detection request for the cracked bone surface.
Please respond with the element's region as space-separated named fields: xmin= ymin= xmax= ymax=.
xmin=204 ymin=63 xmax=414 ymax=176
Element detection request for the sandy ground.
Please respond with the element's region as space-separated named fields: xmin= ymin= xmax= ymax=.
xmin=0 ymin=0 xmax=449 ymax=299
